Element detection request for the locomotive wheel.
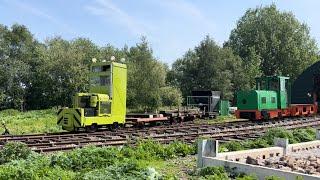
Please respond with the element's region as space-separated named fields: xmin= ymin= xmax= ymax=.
xmin=108 ymin=122 xmax=119 ymax=131
xmin=85 ymin=124 xmax=98 ymax=133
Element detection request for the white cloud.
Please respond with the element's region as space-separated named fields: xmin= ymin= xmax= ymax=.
xmin=85 ymin=0 xmax=152 ymax=37
xmin=4 ymin=0 xmax=76 ymax=35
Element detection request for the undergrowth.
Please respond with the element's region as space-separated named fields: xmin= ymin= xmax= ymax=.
xmin=0 ymin=126 xmax=314 ymax=180
xmin=0 ymin=140 xmax=195 ymax=180
xmin=0 ymin=109 xmax=61 ymax=135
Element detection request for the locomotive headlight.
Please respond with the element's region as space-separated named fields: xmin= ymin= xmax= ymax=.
xmin=92 ymin=58 xmax=97 ymax=63
xmin=110 ymin=56 xmax=116 ymax=61
xmin=120 ymin=58 xmax=125 ymax=63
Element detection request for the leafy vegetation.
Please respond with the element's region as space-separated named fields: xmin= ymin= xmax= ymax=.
xmin=0 ymin=127 xmax=315 ymax=179
xmin=167 ymin=36 xmax=246 ymax=100
xmin=225 ymin=4 xmax=319 ymax=82
xmin=0 ymin=142 xmax=32 ymax=164
xmin=126 ymin=38 xmax=181 ymax=111
xmin=0 ymin=25 xmax=181 ymax=111
xmin=0 ymin=140 xmax=196 ymax=180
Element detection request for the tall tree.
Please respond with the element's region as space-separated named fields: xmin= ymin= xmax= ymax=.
xmin=25 ymin=37 xmax=98 ymax=109
xmin=0 ymin=24 xmax=38 ymax=110
xmin=126 ymin=38 xmax=166 ymax=111
xmin=225 ymin=4 xmax=319 ymax=80
xmin=169 ymin=36 xmax=245 ymax=100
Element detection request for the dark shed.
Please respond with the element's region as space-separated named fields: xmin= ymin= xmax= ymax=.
xmin=291 ymin=61 xmax=320 ymax=104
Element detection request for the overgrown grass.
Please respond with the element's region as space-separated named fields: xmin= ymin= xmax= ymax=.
xmin=0 ymin=109 xmax=61 ymax=135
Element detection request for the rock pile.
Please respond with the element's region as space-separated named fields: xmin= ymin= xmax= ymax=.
xmin=246 ymin=155 xmax=320 ymax=176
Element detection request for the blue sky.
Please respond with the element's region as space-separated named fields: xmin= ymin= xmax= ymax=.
xmin=1 ymin=0 xmax=320 ymax=64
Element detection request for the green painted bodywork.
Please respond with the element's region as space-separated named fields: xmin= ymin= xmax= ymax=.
xmin=237 ymin=90 xmax=278 ymax=110
xmin=57 ymin=61 xmax=127 ymax=131
xmin=219 ymin=100 xmax=230 ymax=116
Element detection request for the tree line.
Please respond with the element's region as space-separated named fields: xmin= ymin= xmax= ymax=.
xmin=0 ymin=5 xmax=319 ymax=111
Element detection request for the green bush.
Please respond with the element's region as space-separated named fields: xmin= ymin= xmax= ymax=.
xmin=236 ymin=174 xmax=258 ymax=180
xmin=243 ymin=138 xmax=269 ymax=149
xmin=0 ymin=154 xmax=76 ymax=180
xmin=79 ymin=164 xmax=159 ymax=180
xmin=292 ymin=128 xmax=316 ymax=142
xmin=0 ymin=142 xmax=32 ymax=164
xmin=198 ymin=166 xmax=229 ymax=180
xmin=263 ymin=128 xmax=296 ymax=144
xmin=50 ymin=146 xmax=123 ymax=171
xmin=221 ymin=141 xmax=243 ymax=152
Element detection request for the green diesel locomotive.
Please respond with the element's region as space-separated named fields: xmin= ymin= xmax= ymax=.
xmin=236 ymin=76 xmax=317 ymax=120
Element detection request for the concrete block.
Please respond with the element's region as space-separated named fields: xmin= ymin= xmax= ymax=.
xmin=316 ymin=129 xmax=320 ymax=140
xmin=274 ymin=138 xmax=289 ymax=155
xmin=202 ymin=157 xmax=320 ymax=180
xmin=197 ymin=139 xmax=218 ymax=167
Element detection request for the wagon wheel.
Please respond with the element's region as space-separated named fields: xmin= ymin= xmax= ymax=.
xmin=170 ymin=117 xmax=177 ymax=125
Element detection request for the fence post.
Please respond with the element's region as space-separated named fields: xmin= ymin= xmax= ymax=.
xmin=274 ymin=138 xmax=289 ymax=156
xmin=197 ymin=139 xmax=218 ymax=168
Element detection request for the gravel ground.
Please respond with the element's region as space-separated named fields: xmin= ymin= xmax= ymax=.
xmin=246 ymin=149 xmax=320 ymax=176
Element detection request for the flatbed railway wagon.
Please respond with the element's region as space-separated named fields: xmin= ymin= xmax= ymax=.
xmin=235 ymin=76 xmax=317 ymax=120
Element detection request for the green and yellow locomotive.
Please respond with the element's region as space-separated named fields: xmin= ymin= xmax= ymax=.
xmin=57 ymin=60 xmax=127 ymax=132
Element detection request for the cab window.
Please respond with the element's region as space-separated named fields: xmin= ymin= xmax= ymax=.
xmin=100 ymin=102 xmax=111 ymax=114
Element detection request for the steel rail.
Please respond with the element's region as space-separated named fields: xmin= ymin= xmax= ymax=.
xmin=0 ymin=117 xmax=319 ymax=152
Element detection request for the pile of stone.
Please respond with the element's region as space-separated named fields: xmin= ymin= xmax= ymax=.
xmin=246 ymin=155 xmax=320 ymax=176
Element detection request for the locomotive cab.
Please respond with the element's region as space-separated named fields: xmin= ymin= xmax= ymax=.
xmin=76 ymin=93 xmax=110 ymax=117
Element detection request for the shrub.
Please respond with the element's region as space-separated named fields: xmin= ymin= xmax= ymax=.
xmin=263 ymin=128 xmax=296 ymax=144
xmin=236 ymin=174 xmax=258 ymax=180
xmin=0 ymin=142 xmax=32 ymax=164
xmin=221 ymin=141 xmax=243 ymax=152
xmin=243 ymin=138 xmax=269 ymax=149
xmin=79 ymin=164 xmax=159 ymax=180
xmin=292 ymin=128 xmax=315 ymax=142
xmin=50 ymin=146 xmax=123 ymax=171
xmin=168 ymin=141 xmax=195 ymax=157
xmin=0 ymin=154 xmax=76 ymax=180
xmin=197 ymin=166 xmax=229 ymax=180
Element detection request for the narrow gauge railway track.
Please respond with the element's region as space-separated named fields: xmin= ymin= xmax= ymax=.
xmin=1 ymin=117 xmax=320 ymax=153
